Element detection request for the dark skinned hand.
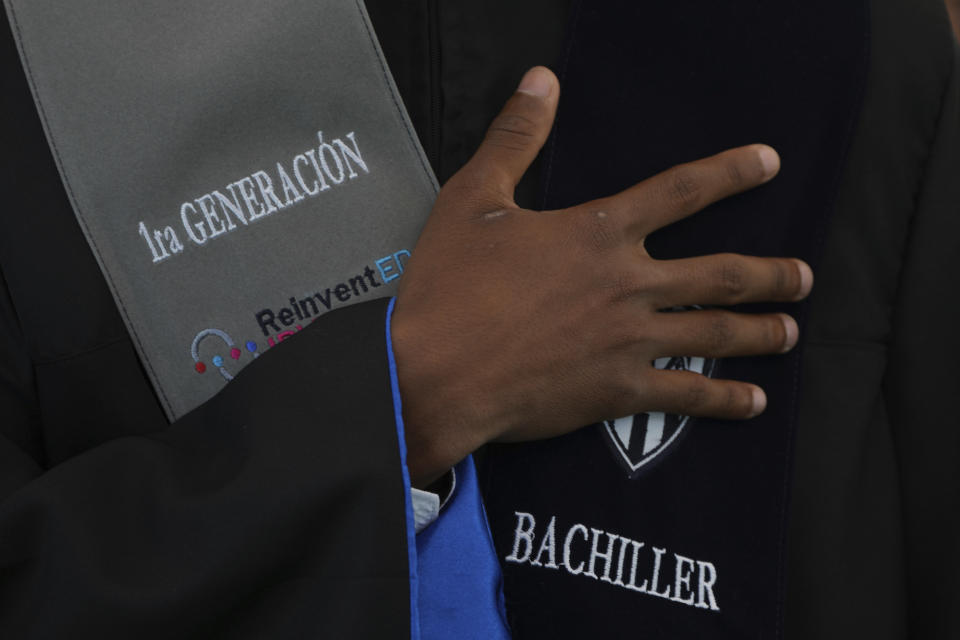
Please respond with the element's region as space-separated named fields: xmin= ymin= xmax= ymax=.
xmin=392 ymin=67 xmax=813 ymax=487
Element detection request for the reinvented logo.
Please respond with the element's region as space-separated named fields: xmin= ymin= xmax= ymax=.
xmin=602 ymin=355 xmax=717 ymax=479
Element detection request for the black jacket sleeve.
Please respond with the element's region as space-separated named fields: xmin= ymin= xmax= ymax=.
xmin=883 ymin=42 xmax=960 ymax=639
xmin=0 ymin=289 xmax=412 ymax=639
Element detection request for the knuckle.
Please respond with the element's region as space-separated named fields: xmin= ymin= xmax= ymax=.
xmin=681 ymin=377 xmax=711 ymax=412
xmin=573 ymin=209 xmax=620 ymax=252
xmin=605 ymin=320 xmax=632 ymax=349
xmin=446 ymin=164 xmax=511 ymax=208
xmin=717 ymin=256 xmax=748 ymax=299
xmin=442 ymin=175 xmax=491 ymax=204
xmin=704 ymin=314 xmax=736 ymax=354
xmin=724 ymin=158 xmax=746 ymax=187
xmin=608 ymin=271 xmax=640 ymax=302
xmin=663 ymin=166 xmax=703 ymax=210
xmin=486 ymin=113 xmax=540 ymax=151
xmin=600 ymin=311 xmax=636 ymax=351
xmin=608 ymin=362 xmax=644 ymax=404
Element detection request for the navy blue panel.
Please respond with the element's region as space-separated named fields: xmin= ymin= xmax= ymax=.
xmin=482 ymin=1 xmax=869 ymax=638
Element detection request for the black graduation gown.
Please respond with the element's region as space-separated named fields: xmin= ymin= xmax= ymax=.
xmin=0 ymin=0 xmax=957 ymax=638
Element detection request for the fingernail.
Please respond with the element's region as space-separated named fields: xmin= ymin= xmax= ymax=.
xmin=794 ymin=260 xmax=814 ymax=300
xmin=780 ymin=314 xmax=799 ymax=353
xmin=518 ymin=67 xmax=554 ymax=98
xmin=757 ymin=145 xmax=780 ymax=180
xmin=750 ymin=387 xmax=767 ymax=418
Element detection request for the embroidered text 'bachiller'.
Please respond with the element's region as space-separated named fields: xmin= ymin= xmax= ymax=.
xmin=505 ymin=511 xmax=721 ymax=612
xmin=137 ymin=131 xmax=369 ymax=264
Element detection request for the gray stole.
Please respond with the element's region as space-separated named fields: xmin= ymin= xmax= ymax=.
xmin=3 ymin=0 xmax=437 ymax=419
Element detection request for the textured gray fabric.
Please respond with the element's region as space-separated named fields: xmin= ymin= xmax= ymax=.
xmin=3 ymin=0 xmax=437 ymax=419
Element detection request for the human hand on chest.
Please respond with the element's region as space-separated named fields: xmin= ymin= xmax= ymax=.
xmin=392 ymin=67 xmax=812 ymax=488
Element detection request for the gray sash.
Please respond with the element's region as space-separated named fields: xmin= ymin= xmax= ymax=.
xmin=4 ymin=0 xmax=437 ymax=419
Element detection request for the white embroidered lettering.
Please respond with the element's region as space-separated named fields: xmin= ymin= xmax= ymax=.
xmin=164 ymin=226 xmax=184 ymax=255
xmin=563 ymin=524 xmax=589 ymax=575
xmin=251 ymin=170 xmax=283 ymax=214
xmin=181 ymin=202 xmax=207 ymax=245
xmin=530 ymin=516 xmax=559 ymax=569
xmin=276 ymin=162 xmax=305 ymax=207
xmin=293 ymin=153 xmax=321 ymax=196
xmin=611 ymin=536 xmax=633 ymax=586
xmin=317 ymin=131 xmax=345 ymax=184
xmin=195 ymin=193 xmax=227 ymax=238
xmin=234 ymin=176 xmax=266 ymax=221
xmin=335 ymin=131 xmax=370 ymax=178
xmin=505 ymin=512 xmax=536 ymax=564
xmin=648 ymin=547 xmax=673 ymax=599
xmin=140 ymin=130 xmax=370 ymax=263
xmin=503 ymin=511 xmax=720 ymax=612
xmin=696 ymin=561 xmax=721 ymax=611
xmin=214 ymin=187 xmax=248 ymax=230
xmin=304 ymin=149 xmax=332 ymax=193
xmin=585 ymin=528 xmax=619 ymax=583
xmin=624 ymin=539 xmax=649 ymax=593
xmin=671 ymin=553 xmax=697 ymax=606
xmin=138 ymin=221 xmax=168 ymax=263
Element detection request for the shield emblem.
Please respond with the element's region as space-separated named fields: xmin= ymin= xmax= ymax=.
xmin=602 ymin=355 xmax=717 ymax=479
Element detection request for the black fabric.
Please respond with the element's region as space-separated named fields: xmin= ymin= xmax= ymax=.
xmin=882 ymin=52 xmax=960 ymax=639
xmin=788 ymin=1 xmax=960 ymax=636
xmin=0 ymin=5 xmax=166 ymax=465
xmin=367 ymin=0 xmax=575 ymax=208
xmin=0 ymin=293 xmax=412 ymax=638
xmin=479 ymin=1 xmax=870 ymax=637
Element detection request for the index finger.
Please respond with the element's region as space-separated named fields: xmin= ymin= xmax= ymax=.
xmin=593 ymin=144 xmax=780 ymax=239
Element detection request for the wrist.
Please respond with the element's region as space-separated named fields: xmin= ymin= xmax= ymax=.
xmin=390 ymin=305 xmax=507 ymax=487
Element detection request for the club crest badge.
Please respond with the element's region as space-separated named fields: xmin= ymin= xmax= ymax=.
xmin=602 ymin=355 xmax=717 ymax=479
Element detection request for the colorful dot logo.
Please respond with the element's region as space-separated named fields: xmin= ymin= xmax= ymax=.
xmin=190 ymin=328 xmax=247 ymax=382
xmin=190 ymin=326 xmax=307 ymax=382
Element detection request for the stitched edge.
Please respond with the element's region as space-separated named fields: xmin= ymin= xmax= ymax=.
xmin=32 ymin=336 xmax=130 ymax=367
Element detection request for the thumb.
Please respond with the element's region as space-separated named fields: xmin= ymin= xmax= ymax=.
xmin=461 ymin=66 xmax=559 ymax=204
